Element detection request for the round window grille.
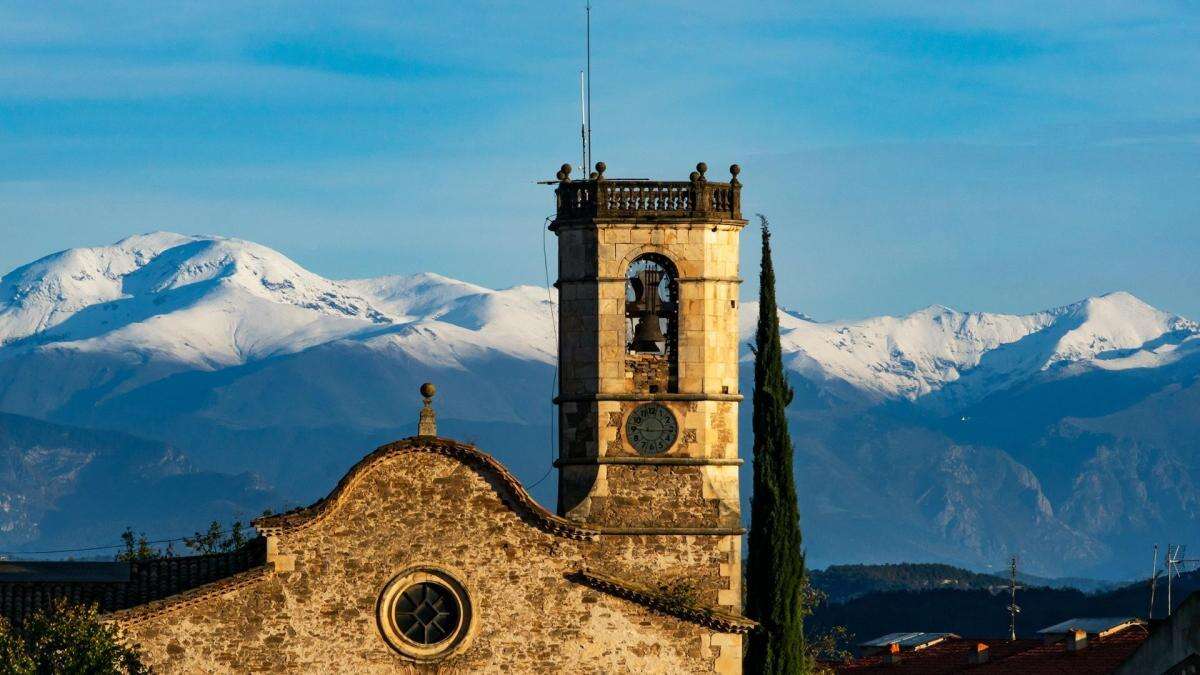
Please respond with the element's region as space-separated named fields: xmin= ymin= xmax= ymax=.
xmin=377 ymin=569 xmax=473 ymax=661
xmin=394 ymin=582 xmax=460 ymax=645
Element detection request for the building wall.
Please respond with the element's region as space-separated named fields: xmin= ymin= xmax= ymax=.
xmin=118 ymin=449 xmax=742 ymax=674
xmin=1115 ymin=592 xmax=1200 ymax=675
xmin=556 ymin=221 xmax=743 ymax=399
xmin=554 ymin=217 xmax=744 ymax=555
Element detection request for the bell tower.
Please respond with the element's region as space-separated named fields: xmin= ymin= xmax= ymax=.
xmin=550 ymin=161 xmax=745 ymax=536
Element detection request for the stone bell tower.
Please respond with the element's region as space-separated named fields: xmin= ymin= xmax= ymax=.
xmin=550 ymin=161 xmax=745 ymax=536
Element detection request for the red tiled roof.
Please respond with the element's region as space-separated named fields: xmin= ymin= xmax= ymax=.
xmin=836 ymin=638 xmax=1040 ymax=674
xmin=972 ymin=626 xmax=1148 ymax=674
xmin=836 ymin=625 xmax=1150 ymax=674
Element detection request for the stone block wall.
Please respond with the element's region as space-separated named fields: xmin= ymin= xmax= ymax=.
xmin=555 ymin=220 xmax=743 ymax=400
xmin=118 ymin=449 xmax=744 ymax=674
xmin=558 ymin=398 xmax=740 ymax=530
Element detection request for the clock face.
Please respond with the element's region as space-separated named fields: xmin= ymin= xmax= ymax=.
xmin=625 ymin=403 xmax=678 ymax=456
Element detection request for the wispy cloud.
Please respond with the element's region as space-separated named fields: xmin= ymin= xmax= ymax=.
xmin=1 ymin=0 xmax=1197 ymax=319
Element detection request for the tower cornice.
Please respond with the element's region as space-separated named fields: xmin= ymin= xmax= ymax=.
xmin=550 ymin=161 xmax=743 ymax=223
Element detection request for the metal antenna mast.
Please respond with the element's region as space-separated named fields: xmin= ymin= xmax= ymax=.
xmin=1166 ymin=544 xmax=1186 ymax=616
xmin=1008 ymin=556 xmax=1021 ymax=641
xmin=586 ymin=0 xmax=592 ymax=172
xmin=1149 ymin=543 xmax=1159 ymax=620
xmin=580 ymin=70 xmax=587 ymax=177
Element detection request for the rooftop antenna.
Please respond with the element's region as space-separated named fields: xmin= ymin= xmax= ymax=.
xmin=574 ymin=1 xmax=592 ymax=178
xmin=579 ymin=69 xmax=587 ymax=178
xmin=586 ymin=0 xmax=592 ymax=173
xmin=1148 ymin=543 xmax=1159 ymax=620
xmin=1166 ymin=544 xmax=1187 ymax=616
xmin=1007 ymin=556 xmax=1021 ymax=641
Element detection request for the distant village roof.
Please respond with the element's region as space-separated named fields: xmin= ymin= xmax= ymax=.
xmin=837 ymin=618 xmax=1150 ymax=674
xmin=1037 ymin=617 xmax=1142 ymax=637
xmin=859 ymin=631 xmax=957 ymax=650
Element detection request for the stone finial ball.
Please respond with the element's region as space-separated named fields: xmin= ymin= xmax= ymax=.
xmin=696 ymin=162 xmax=708 ymax=175
xmin=730 ymin=163 xmax=741 ymax=176
xmin=595 ymin=161 xmax=606 ymax=174
xmin=420 ymin=382 xmax=436 ymax=399
xmin=560 ymin=163 xmax=573 ymax=175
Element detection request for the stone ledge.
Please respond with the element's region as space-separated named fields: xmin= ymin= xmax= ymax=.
xmin=550 ymin=218 xmax=748 ymax=231
xmin=555 ymin=393 xmax=743 ymax=403
xmin=556 ymin=275 xmax=744 ymax=284
xmin=596 ymin=527 xmax=746 ymax=536
xmin=555 ymin=457 xmax=743 ymax=467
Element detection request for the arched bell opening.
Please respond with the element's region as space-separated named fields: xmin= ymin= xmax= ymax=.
xmin=624 ymin=253 xmax=679 ymax=394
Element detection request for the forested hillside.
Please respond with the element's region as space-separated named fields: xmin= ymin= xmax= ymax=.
xmin=808 ymin=568 xmax=1199 ymax=642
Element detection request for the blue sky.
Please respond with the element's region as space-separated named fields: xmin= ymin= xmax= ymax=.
xmin=2 ymin=1 xmax=1198 ymax=320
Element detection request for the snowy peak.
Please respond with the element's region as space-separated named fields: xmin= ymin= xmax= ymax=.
xmin=341 ymin=272 xmax=491 ymax=321
xmin=0 ymin=232 xmax=391 ymax=347
xmin=767 ymin=304 xmax=1050 ymax=401
xmin=3 ymin=233 xmax=1194 ymax=405
xmin=119 ymin=236 xmax=389 ymax=323
xmin=772 ymin=292 xmax=1199 ymax=404
xmin=1046 ymin=291 xmax=1198 ymax=367
xmin=0 ymin=233 xmax=558 ymax=372
xmin=347 ymin=277 xmax=558 ymax=365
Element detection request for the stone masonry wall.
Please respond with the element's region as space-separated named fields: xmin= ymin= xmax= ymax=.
xmin=556 ymin=221 xmax=743 ymax=400
xmin=558 ymin=398 xmax=741 ymax=530
xmin=119 ymin=450 xmax=742 ymax=674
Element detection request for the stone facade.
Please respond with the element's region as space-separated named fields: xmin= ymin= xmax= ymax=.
xmin=114 ymin=440 xmax=751 ymax=673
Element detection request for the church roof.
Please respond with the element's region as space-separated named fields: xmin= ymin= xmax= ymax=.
xmin=569 ymin=569 xmax=758 ymax=634
xmin=253 ymin=436 xmax=599 ymax=541
xmin=0 ymin=537 xmax=267 ymax=623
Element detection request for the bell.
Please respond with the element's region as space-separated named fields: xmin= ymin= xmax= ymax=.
xmin=627 ymin=267 xmax=669 ymax=353
xmin=630 ymin=313 xmax=666 ymax=353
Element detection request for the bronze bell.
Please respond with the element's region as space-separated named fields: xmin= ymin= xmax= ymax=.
xmin=630 ymin=313 xmax=666 ymax=353
xmin=629 ymin=268 xmax=667 ymax=353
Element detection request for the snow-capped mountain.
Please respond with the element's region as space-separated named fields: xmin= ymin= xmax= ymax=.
xmin=0 ymin=234 xmax=557 ymax=428
xmin=746 ymin=293 xmax=1199 ymax=406
xmin=1 ymin=232 xmax=1197 ymax=577
xmin=6 ymin=232 xmax=1189 ymax=408
xmin=0 ymin=233 xmax=555 ymax=369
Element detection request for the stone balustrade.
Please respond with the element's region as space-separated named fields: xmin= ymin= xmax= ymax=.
xmin=554 ymin=162 xmax=742 ymax=220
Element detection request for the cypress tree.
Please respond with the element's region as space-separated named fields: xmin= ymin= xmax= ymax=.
xmin=745 ymin=214 xmax=811 ymax=673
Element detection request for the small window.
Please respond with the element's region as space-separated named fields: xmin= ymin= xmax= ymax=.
xmin=378 ymin=568 xmax=473 ymax=661
xmin=394 ymin=582 xmax=461 ymax=645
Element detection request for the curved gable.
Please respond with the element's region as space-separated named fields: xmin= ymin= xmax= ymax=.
xmin=253 ymin=436 xmax=598 ymax=541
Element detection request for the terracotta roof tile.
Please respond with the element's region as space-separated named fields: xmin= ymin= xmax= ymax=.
xmin=836 ymin=625 xmax=1149 ymax=674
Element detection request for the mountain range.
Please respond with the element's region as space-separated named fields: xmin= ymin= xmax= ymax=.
xmin=1 ymin=232 xmax=1197 ymax=577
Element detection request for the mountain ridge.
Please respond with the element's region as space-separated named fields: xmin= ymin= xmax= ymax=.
xmin=1 ymin=232 xmax=1196 ymax=577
